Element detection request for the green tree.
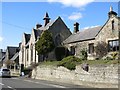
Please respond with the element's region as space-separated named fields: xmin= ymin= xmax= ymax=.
xmin=35 ymin=30 xmax=55 ymax=61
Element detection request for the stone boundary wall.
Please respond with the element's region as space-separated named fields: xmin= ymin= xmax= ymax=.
xmin=32 ymin=64 xmax=119 ymax=88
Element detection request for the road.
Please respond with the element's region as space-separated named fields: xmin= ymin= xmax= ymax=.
xmin=0 ymin=77 xmax=91 ymax=90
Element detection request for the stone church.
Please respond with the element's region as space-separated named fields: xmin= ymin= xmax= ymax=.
xmin=19 ymin=12 xmax=72 ymax=68
xmin=63 ymin=6 xmax=119 ymax=60
xmin=19 ymin=6 xmax=119 ymax=68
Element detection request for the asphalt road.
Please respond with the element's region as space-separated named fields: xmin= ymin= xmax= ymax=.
xmin=0 ymin=77 xmax=118 ymax=90
xmin=0 ymin=77 xmax=92 ymax=90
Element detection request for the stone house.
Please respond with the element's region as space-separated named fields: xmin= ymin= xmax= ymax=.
xmin=0 ymin=49 xmax=6 ymax=67
xmin=19 ymin=12 xmax=72 ymax=68
xmin=2 ymin=46 xmax=19 ymax=69
xmin=63 ymin=6 xmax=119 ymax=60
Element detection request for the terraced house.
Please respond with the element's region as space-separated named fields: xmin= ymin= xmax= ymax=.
xmin=63 ymin=6 xmax=120 ymax=60
xmin=19 ymin=12 xmax=71 ymax=68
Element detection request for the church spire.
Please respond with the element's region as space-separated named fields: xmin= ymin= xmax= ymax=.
xmin=43 ymin=12 xmax=50 ymax=26
xmin=110 ymin=6 xmax=113 ymax=12
xmin=108 ymin=6 xmax=117 ymax=18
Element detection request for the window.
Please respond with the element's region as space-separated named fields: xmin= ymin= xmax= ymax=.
xmin=55 ymin=34 xmax=62 ymax=46
xmin=88 ymin=43 xmax=94 ymax=54
xmin=70 ymin=46 xmax=75 ymax=55
xmin=108 ymin=40 xmax=119 ymax=52
xmin=112 ymin=20 xmax=114 ymax=30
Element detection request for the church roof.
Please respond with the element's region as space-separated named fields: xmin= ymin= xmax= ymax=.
xmin=63 ymin=26 xmax=102 ymax=44
xmin=34 ymin=29 xmax=43 ymax=40
xmin=38 ymin=20 xmax=55 ymax=30
xmin=24 ymin=33 xmax=31 ymax=44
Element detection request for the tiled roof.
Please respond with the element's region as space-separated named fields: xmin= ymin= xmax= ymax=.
xmin=63 ymin=26 xmax=102 ymax=44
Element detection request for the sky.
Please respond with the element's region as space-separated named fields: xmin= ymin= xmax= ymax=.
xmin=0 ymin=0 xmax=119 ymax=50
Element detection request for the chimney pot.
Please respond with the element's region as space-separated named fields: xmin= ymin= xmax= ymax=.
xmin=74 ymin=22 xmax=79 ymax=33
xmin=36 ymin=24 xmax=42 ymax=29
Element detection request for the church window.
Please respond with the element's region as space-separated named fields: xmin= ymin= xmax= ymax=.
xmin=55 ymin=34 xmax=62 ymax=46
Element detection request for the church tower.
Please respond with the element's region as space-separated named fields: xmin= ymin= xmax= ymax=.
xmin=43 ymin=12 xmax=50 ymax=26
xmin=108 ymin=6 xmax=117 ymax=18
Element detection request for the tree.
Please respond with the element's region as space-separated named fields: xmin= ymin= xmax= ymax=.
xmin=95 ymin=41 xmax=108 ymax=59
xmin=35 ymin=30 xmax=55 ymax=61
xmin=80 ymin=48 xmax=88 ymax=60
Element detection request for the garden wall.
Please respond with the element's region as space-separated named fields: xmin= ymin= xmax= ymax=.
xmin=32 ymin=64 xmax=119 ymax=88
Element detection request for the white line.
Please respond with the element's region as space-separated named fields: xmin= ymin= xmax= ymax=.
xmin=46 ymin=84 xmax=66 ymax=88
xmin=0 ymin=83 xmax=4 ymax=85
xmin=24 ymin=79 xmax=34 ymax=82
xmin=11 ymin=78 xmax=19 ymax=80
xmin=7 ymin=86 xmax=12 ymax=88
xmin=34 ymin=82 xmax=39 ymax=84
xmin=24 ymin=79 xmax=66 ymax=88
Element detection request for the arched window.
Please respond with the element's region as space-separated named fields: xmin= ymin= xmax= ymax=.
xmin=55 ymin=34 xmax=62 ymax=46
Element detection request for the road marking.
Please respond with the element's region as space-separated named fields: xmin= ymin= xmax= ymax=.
xmin=11 ymin=78 xmax=19 ymax=80
xmin=24 ymin=79 xmax=66 ymax=88
xmin=0 ymin=83 xmax=4 ymax=85
xmin=45 ymin=84 xmax=66 ymax=88
xmin=34 ymin=82 xmax=39 ymax=84
xmin=7 ymin=86 xmax=12 ymax=88
xmin=7 ymin=86 xmax=17 ymax=90
xmin=24 ymin=79 xmax=34 ymax=82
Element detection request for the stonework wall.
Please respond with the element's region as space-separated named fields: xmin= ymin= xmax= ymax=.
xmin=64 ymin=16 xmax=119 ymax=60
xmin=64 ymin=39 xmax=96 ymax=60
xmin=32 ymin=65 xmax=119 ymax=88
xmin=96 ymin=17 xmax=119 ymax=42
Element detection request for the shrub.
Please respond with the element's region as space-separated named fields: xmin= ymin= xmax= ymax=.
xmin=80 ymin=49 xmax=88 ymax=60
xmin=58 ymin=56 xmax=81 ymax=70
xmin=110 ymin=52 xmax=118 ymax=60
xmin=23 ymin=68 xmax=32 ymax=75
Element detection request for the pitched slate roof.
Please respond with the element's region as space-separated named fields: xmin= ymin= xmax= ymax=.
xmin=10 ymin=52 xmax=19 ymax=61
xmin=38 ymin=21 xmax=55 ymax=30
xmin=63 ymin=26 xmax=102 ymax=44
xmin=34 ymin=29 xmax=43 ymax=40
xmin=24 ymin=33 xmax=31 ymax=44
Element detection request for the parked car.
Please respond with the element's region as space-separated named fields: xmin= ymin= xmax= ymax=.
xmin=0 ymin=68 xmax=11 ymax=78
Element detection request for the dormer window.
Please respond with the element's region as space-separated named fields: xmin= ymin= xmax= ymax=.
xmin=112 ymin=20 xmax=114 ymax=30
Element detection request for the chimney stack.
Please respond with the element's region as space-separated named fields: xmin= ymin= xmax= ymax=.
xmin=74 ymin=22 xmax=79 ymax=33
xmin=36 ymin=23 xmax=42 ymax=29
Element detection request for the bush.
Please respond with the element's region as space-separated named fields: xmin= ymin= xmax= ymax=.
xmin=58 ymin=56 xmax=81 ymax=70
xmin=80 ymin=49 xmax=88 ymax=60
xmin=23 ymin=68 xmax=32 ymax=75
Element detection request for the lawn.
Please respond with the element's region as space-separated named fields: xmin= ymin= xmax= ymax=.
xmin=39 ymin=59 xmax=120 ymax=66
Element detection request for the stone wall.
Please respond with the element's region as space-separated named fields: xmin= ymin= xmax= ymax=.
xmin=32 ymin=64 xmax=119 ymax=88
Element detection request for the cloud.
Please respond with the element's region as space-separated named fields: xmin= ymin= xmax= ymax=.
xmin=68 ymin=12 xmax=82 ymax=21
xmin=82 ymin=25 xmax=100 ymax=30
xmin=47 ymin=0 xmax=94 ymax=8
xmin=0 ymin=36 xmax=3 ymax=42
